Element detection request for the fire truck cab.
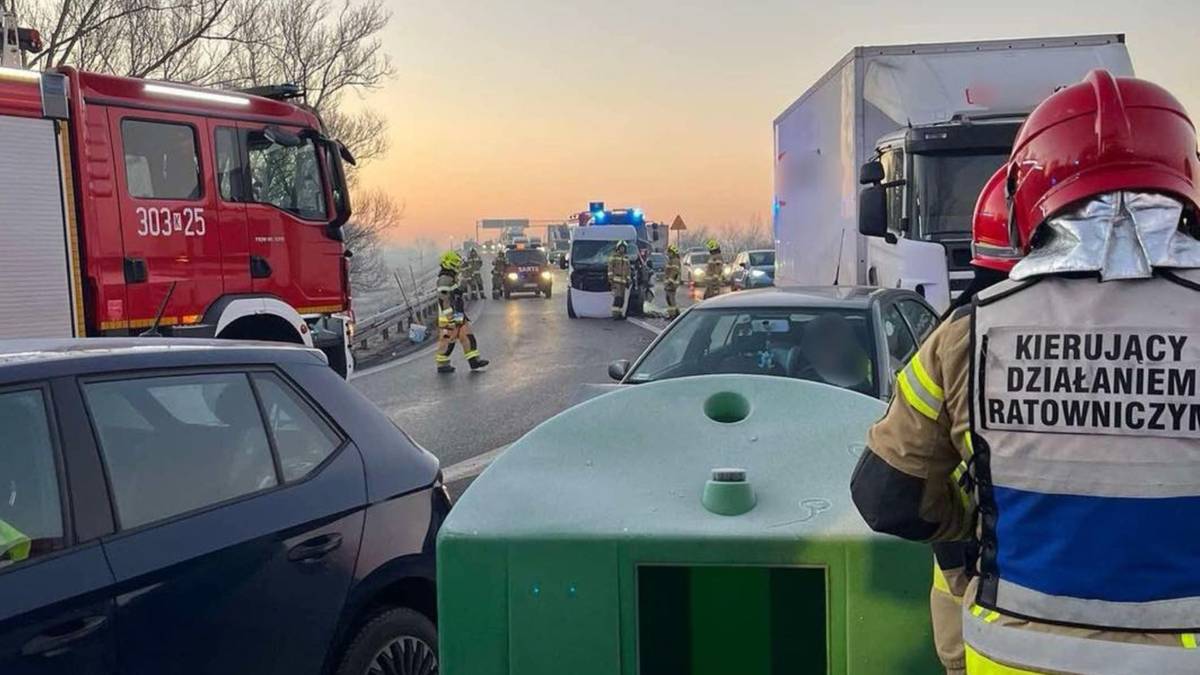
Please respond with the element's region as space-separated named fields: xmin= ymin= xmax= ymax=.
xmin=0 ymin=65 xmax=356 ymax=375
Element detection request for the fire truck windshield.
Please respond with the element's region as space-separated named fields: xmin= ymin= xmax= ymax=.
xmin=911 ymin=151 xmax=1008 ymax=238
xmin=247 ymin=132 xmax=327 ymax=220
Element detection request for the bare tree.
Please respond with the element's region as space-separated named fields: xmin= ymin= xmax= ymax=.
xmin=344 ymin=188 xmax=403 ymax=291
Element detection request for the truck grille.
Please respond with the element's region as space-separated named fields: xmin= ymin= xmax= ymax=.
xmin=571 ymin=269 xmax=609 ymax=292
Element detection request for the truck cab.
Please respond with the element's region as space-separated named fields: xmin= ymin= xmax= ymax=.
xmin=0 ymin=66 xmax=357 ymax=375
xmin=859 ymin=118 xmax=1022 ymax=307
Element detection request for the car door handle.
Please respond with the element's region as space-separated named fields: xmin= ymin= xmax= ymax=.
xmin=288 ymin=533 xmax=343 ymax=562
xmin=22 ymin=615 xmax=108 ymax=657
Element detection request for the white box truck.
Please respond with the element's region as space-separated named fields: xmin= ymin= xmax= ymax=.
xmin=773 ymin=34 xmax=1133 ymax=312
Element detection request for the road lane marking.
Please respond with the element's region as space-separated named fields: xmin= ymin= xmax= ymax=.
xmin=628 ymin=317 xmax=663 ymax=335
xmin=443 ymin=443 xmax=510 ymax=483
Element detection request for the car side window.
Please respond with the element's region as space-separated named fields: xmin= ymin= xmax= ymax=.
xmin=880 ymin=304 xmax=917 ymax=371
xmin=121 ymin=119 xmax=202 ymax=200
xmin=251 ymin=373 xmax=342 ymax=482
xmin=0 ymin=388 xmax=65 ymax=569
xmin=898 ymin=299 xmax=938 ymax=342
xmin=84 ymin=373 xmax=278 ymax=530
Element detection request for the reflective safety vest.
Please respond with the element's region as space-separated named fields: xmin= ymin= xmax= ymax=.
xmin=966 ymin=270 xmax=1200 ymax=671
xmin=0 ymin=518 xmax=30 ymax=563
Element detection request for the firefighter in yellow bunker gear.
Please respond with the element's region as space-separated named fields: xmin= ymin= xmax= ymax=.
xmin=607 ymin=240 xmax=631 ymax=320
xmin=703 ymin=238 xmax=723 ymax=299
xmin=435 ymin=250 xmax=489 ymax=374
xmin=851 ymin=70 xmax=1200 ymax=674
xmin=663 ymin=244 xmax=682 ymax=319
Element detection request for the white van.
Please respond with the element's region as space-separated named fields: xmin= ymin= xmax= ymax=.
xmin=567 ymin=225 xmax=638 ymax=319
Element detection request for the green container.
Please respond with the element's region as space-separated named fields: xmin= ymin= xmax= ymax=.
xmin=438 ymin=375 xmax=939 ymax=674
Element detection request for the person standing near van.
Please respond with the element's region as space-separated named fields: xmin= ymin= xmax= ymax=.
xmin=703 ymin=239 xmax=724 ymax=299
xmin=663 ymin=244 xmax=682 ymax=318
xmin=607 ymin=240 xmax=631 ymax=320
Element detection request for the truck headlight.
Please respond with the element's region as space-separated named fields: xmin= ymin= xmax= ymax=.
xmin=507 ymin=272 xmax=518 ymax=281
xmin=541 ymin=271 xmax=552 ymax=280
xmin=750 ymin=269 xmax=766 ymax=278
xmin=723 ymin=265 xmax=731 ymax=275
xmin=694 ymin=268 xmax=705 ymax=277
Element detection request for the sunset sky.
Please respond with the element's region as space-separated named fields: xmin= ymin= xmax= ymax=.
xmin=355 ymin=0 xmax=1200 ymax=245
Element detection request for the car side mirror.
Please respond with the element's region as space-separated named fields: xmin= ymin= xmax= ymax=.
xmin=858 ymin=186 xmax=890 ymax=240
xmin=859 ymin=159 xmax=885 ymax=185
xmin=608 ymin=359 xmax=630 ymax=381
xmin=739 ymin=262 xmax=747 ymax=269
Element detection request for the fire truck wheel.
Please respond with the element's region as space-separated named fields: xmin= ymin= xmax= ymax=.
xmin=504 ymin=288 xmax=512 ymax=300
xmin=334 ymin=607 xmax=437 ymax=675
xmin=543 ymin=286 xmax=552 ymax=299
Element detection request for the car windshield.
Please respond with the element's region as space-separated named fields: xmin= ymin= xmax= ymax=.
xmin=506 ymin=249 xmax=546 ymax=265
xmin=912 ymin=152 xmax=1009 ymax=237
xmin=748 ymin=251 xmax=775 ymax=266
xmin=571 ymin=240 xmax=631 ymax=266
xmin=626 ymin=307 xmax=877 ymax=396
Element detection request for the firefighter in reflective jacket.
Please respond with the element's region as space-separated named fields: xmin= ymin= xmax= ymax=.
xmin=607 ymin=240 xmax=631 ymax=320
xmin=851 ymin=70 xmax=1200 ymax=674
xmin=466 ymin=248 xmax=485 ymax=300
xmin=435 ymin=250 xmax=489 ymax=374
xmin=703 ymin=238 xmax=724 ymax=299
xmin=491 ymin=249 xmax=506 ymax=299
xmin=663 ymin=244 xmax=683 ymax=318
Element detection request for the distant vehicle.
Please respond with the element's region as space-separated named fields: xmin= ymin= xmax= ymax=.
xmin=730 ymin=249 xmax=776 ymax=290
xmin=0 ymin=340 xmax=447 ymax=675
xmin=774 ymin=34 xmax=1133 ymax=312
xmin=502 ymin=246 xmax=552 ymax=299
xmin=647 ymin=252 xmax=667 ymax=280
xmin=608 ymin=286 xmax=938 ymax=400
xmin=566 ymin=225 xmax=642 ymax=319
xmin=681 ymin=251 xmax=709 ymax=287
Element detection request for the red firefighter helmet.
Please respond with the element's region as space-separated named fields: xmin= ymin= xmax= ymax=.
xmin=988 ymin=69 xmax=1200 ymax=255
xmin=971 ymin=167 xmax=1020 ymax=272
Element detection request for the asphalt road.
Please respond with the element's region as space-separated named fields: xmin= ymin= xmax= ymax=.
xmin=351 ymin=262 xmax=700 ymax=492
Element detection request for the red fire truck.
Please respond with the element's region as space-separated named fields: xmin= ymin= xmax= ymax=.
xmin=0 ymin=42 xmax=357 ymax=374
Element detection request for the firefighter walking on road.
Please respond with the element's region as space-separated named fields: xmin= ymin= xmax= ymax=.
xmin=703 ymin=238 xmax=724 ymax=299
xmin=851 ymin=70 xmax=1200 ymax=674
xmin=435 ymin=250 xmax=489 ymax=374
xmin=663 ymin=244 xmax=682 ymax=319
xmin=607 ymin=240 xmax=631 ymax=320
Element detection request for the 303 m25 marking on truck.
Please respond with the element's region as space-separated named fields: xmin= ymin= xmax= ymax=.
xmin=135 ymin=206 xmax=206 ymax=237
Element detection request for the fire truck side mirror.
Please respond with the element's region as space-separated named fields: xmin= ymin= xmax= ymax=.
xmin=326 ymin=139 xmax=353 ymax=232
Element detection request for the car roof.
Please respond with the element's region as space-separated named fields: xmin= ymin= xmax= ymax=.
xmin=0 ymin=339 xmax=327 ymax=383
xmin=693 ymin=285 xmax=895 ymax=310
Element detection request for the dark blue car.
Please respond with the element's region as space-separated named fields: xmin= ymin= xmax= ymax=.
xmin=0 ymin=340 xmax=448 ymax=675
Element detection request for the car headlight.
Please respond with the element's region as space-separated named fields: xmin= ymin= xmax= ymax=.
xmin=540 ymin=271 xmax=552 ymax=280
xmin=507 ymin=272 xmax=518 ymax=281
xmin=694 ymin=268 xmax=705 ymax=277
xmin=723 ymin=265 xmax=731 ymax=275
xmin=750 ymin=269 xmax=766 ymax=278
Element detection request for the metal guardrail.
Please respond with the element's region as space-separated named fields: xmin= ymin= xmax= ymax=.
xmin=350 ymin=267 xmax=441 ymax=353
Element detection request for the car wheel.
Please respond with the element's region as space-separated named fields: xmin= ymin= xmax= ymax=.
xmin=567 ymin=289 xmax=577 ymax=318
xmin=335 ymin=607 xmax=438 ymax=675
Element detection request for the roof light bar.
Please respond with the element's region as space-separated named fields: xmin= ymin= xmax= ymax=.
xmin=0 ymin=66 xmax=40 ymax=82
xmin=144 ymin=83 xmax=250 ymax=106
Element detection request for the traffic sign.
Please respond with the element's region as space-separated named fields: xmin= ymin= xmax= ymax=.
xmin=670 ymin=215 xmax=687 ymax=231
xmin=481 ymin=218 xmax=529 ymax=230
